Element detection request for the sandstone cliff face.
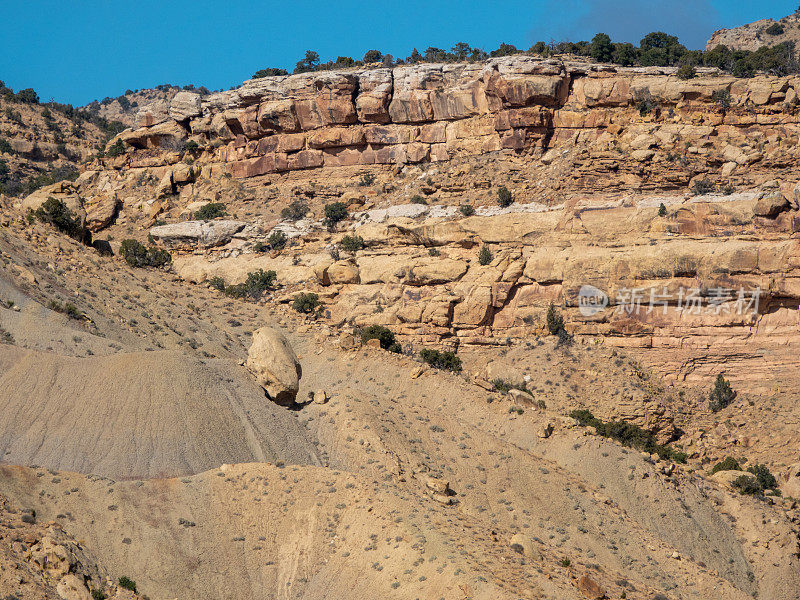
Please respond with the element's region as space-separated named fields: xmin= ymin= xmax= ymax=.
xmin=73 ymin=55 xmax=800 ymax=398
xmin=107 ymin=55 xmax=800 ymax=185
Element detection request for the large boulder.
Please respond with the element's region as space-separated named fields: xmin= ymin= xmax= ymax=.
xmin=753 ymin=189 xmax=789 ymax=218
xmin=169 ymin=91 xmax=202 ymax=121
xmin=21 ymin=181 xmax=85 ymax=223
xmin=84 ymin=192 xmax=120 ymax=231
xmin=780 ymin=463 xmax=800 ymax=498
xmin=149 ymin=220 xmax=247 ymax=248
xmin=246 ymin=326 xmax=302 ymax=405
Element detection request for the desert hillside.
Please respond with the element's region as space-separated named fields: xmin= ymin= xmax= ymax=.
xmin=707 ymin=10 xmax=800 ymax=53
xmin=1 ymin=45 xmax=800 ymax=600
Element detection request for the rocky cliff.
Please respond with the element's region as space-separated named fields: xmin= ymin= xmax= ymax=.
xmin=59 ymin=55 xmax=800 ymax=396
xmin=106 ymin=54 xmax=800 ymax=187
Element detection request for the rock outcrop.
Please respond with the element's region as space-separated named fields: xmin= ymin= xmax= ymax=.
xmin=101 ymin=55 xmax=800 ymax=185
xmin=245 ymin=326 xmax=302 ymax=404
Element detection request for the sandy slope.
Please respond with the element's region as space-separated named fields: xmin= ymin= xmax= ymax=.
xmin=0 ymin=215 xmax=797 ymax=599
xmin=0 ymin=346 xmax=319 ymax=478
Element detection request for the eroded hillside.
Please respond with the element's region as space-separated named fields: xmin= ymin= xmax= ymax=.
xmin=1 ymin=53 xmax=800 ymax=600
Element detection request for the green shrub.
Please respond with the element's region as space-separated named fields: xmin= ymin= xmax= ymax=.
xmin=711 ymin=456 xmax=741 ymax=474
xmin=410 ymin=194 xmax=427 ymax=205
xmin=492 ymin=379 xmax=528 ymax=394
xmin=91 ymin=590 xmax=107 ymax=600
xmin=118 ymin=576 xmax=136 ymax=592
xmin=747 ymin=464 xmax=777 ymax=492
xmin=267 ymin=230 xmax=287 ymax=249
xmin=34 ymin=197 xmax=86 ymax=240
xmin=658 ymin=202 xmax=667 ymax=217
xmin=120 ymin=239 xmax=172 ymax=268
xmin=711 ymin=89 xmax=732 ymax=109
xmin=106 ymin=138 xmax=125 ymax=157
xmin=590 ymin=33 xmax=614 ymax=62
xmin=478 ymin=246 xmax=493 ymax=266
xmin=546 ymin=303 xmax=565 ymax=336
xmin=184 ymin=140 xmax=200 ymax=153
xmin=16 ymin=88 xmax=39 ymax=104
xmin=635 ymin=90 xmax=658 ymax=116
xmin=48 ymin=299 xmax=83 ymax=320
xmin=459 ymin=204 xmax=475 ymax=216
xmin=208 ymin=276 xmax=226 ymax=292
xmin=340 ymin=235 xmax=364 ymax=252
xmin=692 ymin=179 xmax=716 ymax=195
xmin=292 ymin=292 xmax=320 ymax=314
xmin=676 ymin=64 xmax=696 ymax=80
xmin=765 ymin=22 xmax=785 ymax=36
xmin=359 ymin=173 xmax=376 ymax=186
xmin=419 ymin=348 xmax=462 ymax=372
xmin=497 ymin=186 xmax=513 ymax=208
xmin=569 ymin=409 xmax=687 ymax=463
xmin=323 ymin=202 xmax=348 ymax=229
xmin=360 ymin=325 xmax=400 ymax=352
xmin=253 ymin=242 xmax=269 ymax=252
xmin=253 ymin=67 xmax=289 ymax=78
xmin=709 ymin=373 xmax=735 ymax=412
xmin=281 ymin=199 xmax=309 ymax=221
xmin=732 ymin=475 xmax=763 ymax=495
xmin=363 ymin=49 xmax=383 ymax=63
xmin=224 ymin=269 xmax=277 ymax=299
xmin=193 ymin=202 xmax=226 ymax=220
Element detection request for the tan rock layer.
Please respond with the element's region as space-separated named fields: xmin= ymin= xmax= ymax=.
xmin=110 ymin=56 xmax=800 ymax=179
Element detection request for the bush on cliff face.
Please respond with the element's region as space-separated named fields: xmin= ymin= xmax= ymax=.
xmin=711 ymin=456 xmax=742 ymax=474
xmin=120 ymin=239 xmax=171 ymax=268
xmin=292 ymin=292 xmax=320 ymax=314
xmin=709 ymin=373 xmax=736 ymax=412
xmin=747 ymin=464 xmax=778 ymax=492
xmin=281 ymin=199 xmax=309 ymax=222
xmin=253 ymin=67 xmax=289 ymax=78
xmin=497 ymin=186 xmax=513 ymax=208
xmin=419 ymin=348 xmax=462 ymax=372
xmin=711 ymin=89 xmax=732 ymax=109
xmin=267 ymin=230 xmax=287 ymax=250
xmin=193 ymin=202 xmax=226 ymax=220
xmin=360 ymin=325 xmax=401 ymax=352
xmin=106 ymin=138 xmax=126 ymax=157
xmin=478 ymin=246 xmax=493 ymax=266
xmin=676 ymin=64 xmax=696 ymax=80
xmin=731 ymin=465 xmax=779 ymax=496
xmin=569 ymin=409 xmax=687 ymax=463
xmin=34 ymin=197 xmax=86 ymax=240
xmin=224 ymin=269 xmax=277 ymax=299
xmin=691 ymin=179 xmax=716 ymax=195
xmin=340 ymin=235 xmax=364 ymax=252
xmin=323 ymin=202 xmax=348 ymax=230
xmin=546 ymin=303 xmax=565 ymax=336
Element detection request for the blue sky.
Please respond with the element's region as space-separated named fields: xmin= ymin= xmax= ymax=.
xmin=2 ymin=0 xmax=798 ymax=106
